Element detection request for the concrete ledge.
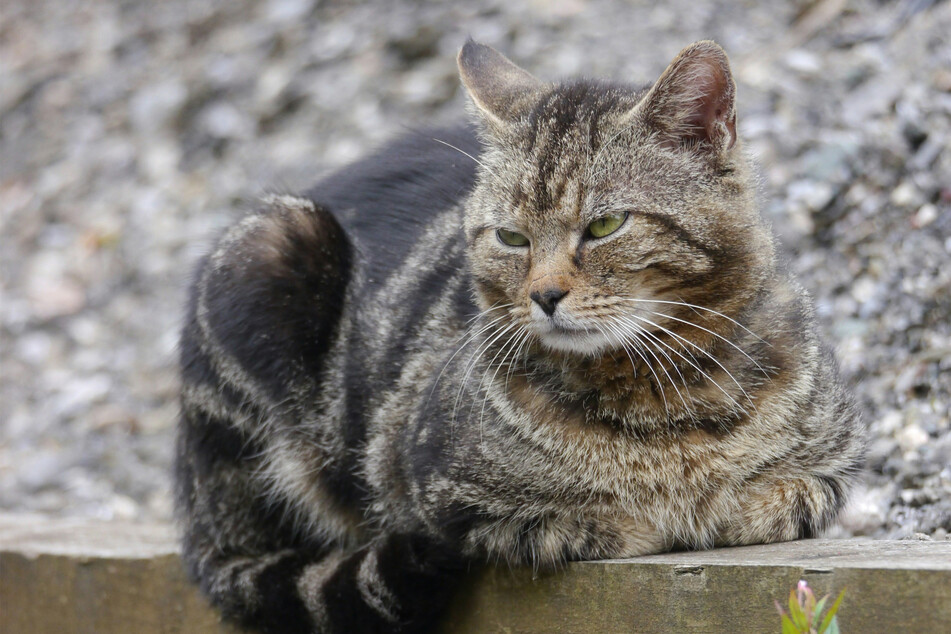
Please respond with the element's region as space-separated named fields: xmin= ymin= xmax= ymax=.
xmin=2 ymin=515 xmax=949 ymax=633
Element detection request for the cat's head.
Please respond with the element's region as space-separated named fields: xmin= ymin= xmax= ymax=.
xmin=458 ymin=40 xmax=775 ymax=357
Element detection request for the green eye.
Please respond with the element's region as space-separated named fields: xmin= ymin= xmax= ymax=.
xmin=587 ymin=212 xmax=628 ymax=239
xmin=497 ymin=228 xmax=529 ymax=247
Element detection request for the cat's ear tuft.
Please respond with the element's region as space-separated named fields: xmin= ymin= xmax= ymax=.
xmin=637 ymin=40 xmax=737 ymax=153
xmin=458 ymin=40 xmax=545 ymax=126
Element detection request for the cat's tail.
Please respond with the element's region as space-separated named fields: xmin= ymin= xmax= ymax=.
xmin=179 ymin=512 xmax=466 ymax=632
xmin=175 ymin=400 xmax=468 ymax=633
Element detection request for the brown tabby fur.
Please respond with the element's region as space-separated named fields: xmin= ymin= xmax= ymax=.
xmin=175 ymin=40 xmax=866 ymax=633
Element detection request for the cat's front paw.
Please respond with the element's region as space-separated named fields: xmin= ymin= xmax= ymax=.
xmin=723 ymin=474 xmax=846 ymax=545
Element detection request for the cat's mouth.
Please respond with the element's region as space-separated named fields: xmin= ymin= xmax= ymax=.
xmin=535 ymin=314 xmax=594 ymax=335
xmin=549 ymin=324 xmax=596 ymax=336
xmin=534 ymin=319 xmax=612 ymax=355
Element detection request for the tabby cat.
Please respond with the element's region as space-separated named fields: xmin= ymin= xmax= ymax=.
xmin=175 ymin=40 xmax=865 ymax=633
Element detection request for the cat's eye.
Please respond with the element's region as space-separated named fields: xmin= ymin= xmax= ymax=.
xmin=587 ymin=212 xmax=628 ymax=239
xmin=497 ymin=228 xmax=529 ymax=247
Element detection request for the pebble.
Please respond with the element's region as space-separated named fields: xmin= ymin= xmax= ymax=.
xmin=197 ymin=101 xmax=255 ymax=140
xmin=787 ymin=179 xmax=837 ymax=212
xmin=783 ymin=49 xmax=822 ymax=75
xmin=912 ymin=203 xmax=938 ymax=228
xmin=53 ymin=374 xmax=114 ymax=418
xmin=87 ymin=404 xmax=137 ymax=432
xmin=15 ymin=332 xmax=54 ymax=366
xmin=890 ymin=181 xmax=922 ymax=207
xmin=129 ymin=80 xmax=188 ymax=136
xmin=16 ymin=451 xmax=71 ymax=494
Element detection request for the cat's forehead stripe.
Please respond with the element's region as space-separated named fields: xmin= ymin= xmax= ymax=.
xmin=514 ymin=81 xmax=638 ymax=218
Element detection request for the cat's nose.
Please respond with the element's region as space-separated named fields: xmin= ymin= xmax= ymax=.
xmin=531 ymin=288 xmax=567 ymax=316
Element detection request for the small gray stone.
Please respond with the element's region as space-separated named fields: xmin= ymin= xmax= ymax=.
xmin=197 ymin=101 xmax=255 ymax=140
xmin=129 ymin=80 xmax=188 ymax=136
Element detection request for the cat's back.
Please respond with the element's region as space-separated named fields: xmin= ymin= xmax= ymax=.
xmin=306 ymin=124 xmax=481 ymax=293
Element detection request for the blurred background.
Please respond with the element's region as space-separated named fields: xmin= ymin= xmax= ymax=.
xmin=1 ymin=0 xmax=949 ymax=538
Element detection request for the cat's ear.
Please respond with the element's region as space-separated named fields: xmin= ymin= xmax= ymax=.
xmin=636 ymin=40 xmax=737 ymax=153
xmin=458 ymin=40 xmax=545 ymax=127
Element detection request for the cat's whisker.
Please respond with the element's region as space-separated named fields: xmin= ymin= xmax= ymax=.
xmin=620 ymin=297 xmax=768 ymax=345
xmin=621 ymin=313 xmax=757 ymax=413
xmin=451 ymin=322 xmax=506 ymax=425
xmin=639 ymin=307 xmax=771 ymax=380
xmin=429 ymin=310 xmax=513 ymax=405
xmin=487 ymin=326 xmax=532 ymax=432
xmin=620 ymin=318 xmax=755 ymax=413
xmin=600 ymin=321 xmax=648 ymax=386
xmin=443 ymin=321 xmax=513 ymax=437
xmin=617 ymin=318 xmax=690 ymax=389
xmin=452 ymin=320 xmax=519 ymax=426
xmin=598 ymin=319 xmax=672 ymax=419
xmin=625 ymin=329 xmax=677 ymax=422
xmin=595 ymin=320 xmax=637 ymax=375
xmin=448 ymin=307 xmax=513 ymax=361
xmin=438 ymin=311 xmax=510 ymax=375
xmin=504 ymin=327 xmax=533 ymax=392
xmin=617 ymin=299 xmax=770 ymax=378
xmin=614 ymin=314 xmax=709 ymax=378
xmin=463 ymin=302 xmax=513 ymax=327
xmin=617 ymin=315 xmax=749 ymax=416
xmin=453 ymin=322 xmax=511 ymax=424
xmin=607 ymin=318 xmax=690 ymax=417
xmin=431 ymin=137 xmax=499 ymax=180
xmin=476 ymin=324 xmax=529 ymax=443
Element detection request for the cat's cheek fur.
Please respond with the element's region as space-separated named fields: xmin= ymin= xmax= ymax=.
xmin=471 ymin=244 xmax=529 ymax=309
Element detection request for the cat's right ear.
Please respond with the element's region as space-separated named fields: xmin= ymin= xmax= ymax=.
xmin=458 ymin=40 xmax=546 ymax=128
xmin=634 ymin=40 xmax=738 ymax=154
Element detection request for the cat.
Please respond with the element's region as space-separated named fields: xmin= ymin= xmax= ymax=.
xmin=174 ymin=40 xmax=866 ymax=633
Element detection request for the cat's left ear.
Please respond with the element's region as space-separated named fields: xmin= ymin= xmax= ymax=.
xmin=458 ymin=40 xmax=546 ymax=128
xmin=635 ymin=40 xmax=737 ymax=153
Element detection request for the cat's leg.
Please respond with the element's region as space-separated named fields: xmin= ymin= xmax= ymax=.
xmin=186 ymin=194 xmax=353 ymax=406
xmin=176 ymin=193 xmax=346 ymax=632
xmin=294 ymin=532 xmax=469 ymax=633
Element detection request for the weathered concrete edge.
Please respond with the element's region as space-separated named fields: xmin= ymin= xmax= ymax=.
xmin=2 ymin=516 xmax=950 ymax=633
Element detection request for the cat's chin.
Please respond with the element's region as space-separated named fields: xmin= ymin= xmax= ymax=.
xmin=538 ymin=329 xmax=613 ymax=356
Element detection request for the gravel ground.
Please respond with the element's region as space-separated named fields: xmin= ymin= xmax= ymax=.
xmin=1 ymin=0 xmax=949 ymax=539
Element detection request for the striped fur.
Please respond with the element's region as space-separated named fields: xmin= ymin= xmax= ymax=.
xmin=175 ymin=41 xmax=865 ymax=632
